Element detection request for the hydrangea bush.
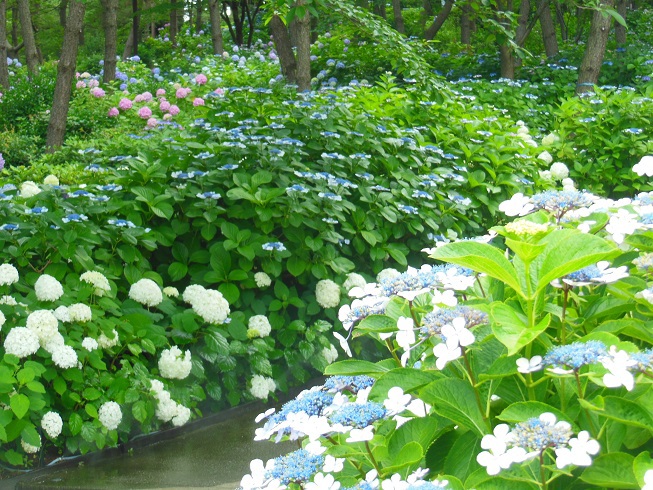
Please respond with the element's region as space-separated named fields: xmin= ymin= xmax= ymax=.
xmin=241 ymin=162 xmax=653 ymax=489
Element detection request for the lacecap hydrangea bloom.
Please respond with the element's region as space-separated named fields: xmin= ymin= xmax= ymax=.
xmin=41 ymin=411 xmax=63 ymax=438
xmin=80 ymin=271 xmax=111 ymax=296
xmin=0 ymin=263 xmax=19 ymax=285
xmin=158 ymin=346 xmax=192 ymax=379
xmin=316 ymin=279 xmax=341 ymax=308
xmin=98 ymin=401 xmax=122 ymax=430
xmin=129 ymin=278 xmax=163 ymax=307
xmin=254 ymin=272 xmax=272 ymax=288
xmin=248 ymin=315 xmax=272 ymax=338
xmin=34 ymin=274 xmax=64 ymax=302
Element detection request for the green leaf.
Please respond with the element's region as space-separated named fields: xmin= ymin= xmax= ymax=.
xmin=10 ymin=394 xmax=30 ymax=419
xmin=634 ymin=452 xmax=653 ymax=487
xmin=430 ymin=242 xmax=522 ymax=295
xmin=491 ymin=304 xmax=550 ymax=355
xmin=498 ymin=402 xmax=577 ymax=431
xmin=85 ymin=403 xmax=98 ymax=419
xmin=205 ymin=330 xmax=230 ymax=355
xmin=16 ymin=367 xmax=35 ymax=385
xmin=369 ymin=368 xmax=441 ymax=401
xmin=388 ymin=415 xmax=443 ymax=456
xmin=69 ymin=413 xmax=83 ymax=436
xmin=21 ymin=424 xmax=40 ymax=447
xmin=219 ymin=283 xmax=240 ymax=303
xmin=443 ymin=431 xmax=481 ymax=481
xmin=579 ymin=396 xmax=653 ymax=431
xmin=581 ymin=452 xmax=638 ymax=488
xmin=356 ymin=315 xmax=398 ymax=335
xmin=132 ymin=401 xmax=148 ymax=423
xmin=287 ymin=256 xmax=307 ymax=276
xmin=420 ymin=378 xmax=488 ymax=436
xmin=83 ymin=387 xmax=103 ymax=401
xmin=382 ymin=441 xmax=423 ymax=475
xmin=324 ymin=360 xmax=390 ymax=376
xmin=168 ymin=262 xmax=188 ymax=281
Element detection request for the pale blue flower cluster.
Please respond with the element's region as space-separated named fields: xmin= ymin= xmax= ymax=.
xmin=421 ymin=306 xmax=488 ymax=337
xmin=323 ymin=375 xmax=375 ymax=393
xmin=543 ymin=341 xmax=606 ymax=370
xmin=511 ymin=416 xmax=572 ymax=452
xmin=266 ymin=449 xmax=324 ymax=485
xmin=329 ymin=402 xmax=386 ymax=428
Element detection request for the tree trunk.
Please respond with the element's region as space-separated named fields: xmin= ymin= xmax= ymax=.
xmin=195 ymin=0 xmax=202 ymax=31
xmin=46 ymin=0 xmax=86 ymax=151
xmin=122 ymin=28 xmax=133 ymax=59
xmin=540 ymin=1 xmax=558 ymax=57
xmin=460 ymin=0 xmax=473 ymax=45
xmin=10 ymin=5 xmax=16 ymax=47
xmin=497 ymin=0 xmax=514 ymax=78
xmin=209 ymin=0 xmax=223 ymax=54
xmin=17 ymin=0 xmax=39 ymax=77
xmin=576 ymin=0 xmax=614 ymax=94
xmin=514 ymin=0 xmax=529 ymax=47
xmin=422 ymin=0 xmax=433 ymax=17
xmin=0 ymin=0 xmax=9 ymax=89
xmin=574 ymin=7 xmax=586 ymax=43
xmin=554 ymin=0 xmax=567 ymax=41
xmin=100 ymin=0 xmax=118 ymax=83
xmin=170 ymin=0 xmax=178 ymax=45
xmin=59 ymin=0 xmax=67 ymax=27
xmin=269 ymin=14 xmax=296 ymax=83
xmin=131 ymin=0 xmax=139 ymax=56
xmin=424 ymin=0 xmax=453 ymax=40
xmin=391 ymin=0 xmax=405 ymax=33
xmin=615 ymin=0 xmax=626 ymax=45
xmin=294 ymin=0 xmax=311 ymax=91
xmin=372 ymin=1 xmax=386 ymax=19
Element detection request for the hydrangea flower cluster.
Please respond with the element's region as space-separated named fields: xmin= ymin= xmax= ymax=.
xmin=158 ymin=346 xmax=192 ymax=380
xmin=80 ymin=271 xmax=111 ymax=296
xmin=250 ymin=375 xmax=277 ymax=400
xmin=34 ymin=274 xmax=64 ymax=302
xmin=150 ymin=380 xmax=191 ymax=426
xmin=183 ymin=284 xmax=230 ymax=324
xmin=41 ymin=411 xmax=63 ymax=439
xmin=98 ymin=401 xmax=122 ymax=431
xmin=316 ymin=279 xmax=341 ymax=308
xmin=128 ymin=278 xmax=163 ymax=307
xmin=248 ymin=315 xmax=272 ymax=338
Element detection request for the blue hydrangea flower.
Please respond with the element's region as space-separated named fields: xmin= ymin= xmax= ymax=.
xmin=266 ymin=449 xmax=324 ymax=485
xmin=324 ymin=375 xmax=375 ymax=393
xmin=329 ymin=402 xmax=386 ymax=428
xmin=398 ymin=205 xmax=419 ymax=214
xmin=108 ymin=219 xmax=135 ymax=228
xmin=0 ymin=223 xmax=19 ymax=231
xmin=27 ymin=207 xmax=48 ymax=214
xmin=62 ymin=214 xmax=88 ymax=223
xmin=262 ymin=242 xmax=286 ymax=252
xmin=197 ymin=192 xmax=221 ymax=200
xmin=543 ymin=341 xmax=607 ymax=370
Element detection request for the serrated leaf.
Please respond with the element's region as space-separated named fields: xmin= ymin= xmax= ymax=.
xmin=10 ymin=394 xmax=29 ymax=419
xmin=69 ymin=413 xmax=83 ymax=436
xmin=132 ymin=401 xmax=148 ymax=423
xmin=580 ymin=452 xmax=638 ymax=488
xmin=205 ymin=330 xmax=230 ymax=355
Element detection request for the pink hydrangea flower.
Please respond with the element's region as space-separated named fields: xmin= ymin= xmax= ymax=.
xmin=214 ymin=88 xmax=225 ymax=96
xmin=138 ymin=106 xmax=152 ymax=119
xmin=134 ymin=94 xmax=145 ymax=103
xmin=90 ymin=87 xmax=105 ymax=98
xmin=118 ymin=98 xmax=133 ymax=111
xmin=142 ymin=91 xmax=153 ymax=101
xmin=156 ymin=88 xmax=166 ymax=97
xmin=160 ymin=100 xmax=171 ymax=112
xmin=76 ymin=80 xmax=86 ymax=89
xmin=88 ymin=79 xmax=99 ymax=88
xmin=169 ymin=105 xmax=180 ymax=116
xmin=146 ymin=117 xmax=157 ymax=128
xmin=193 ymin=98 xmax=205 ymax=107
xmin=195 ymin=74 xmax=207 ymax=85
xmin=175 ymin=87 xmax=190 ymax=99
xmin=163 ymin=113 xmax=173 ymax=121
xmin=108 ymin=107 xmax=119 ymax=117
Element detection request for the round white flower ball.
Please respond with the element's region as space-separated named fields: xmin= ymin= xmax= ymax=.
xmin=191 ymin=289 xmax=230 ymax=324
xmin=158 ymin=346 xmax=192 ymax=380
xmin=53 ymin=305 xmax=71 ymax=323
xmin=80 ymin=271 xmax=111 ymax=296
xmin=172 ymin=405 xmax=191 ymax=426
xmin=539 ymin=170 xmax=553 ymax=181
xmin=20 ymin=181 xmax=41 ymax=198
xmin=51 ymin=344 xmax=78 ymax=369
xmin=34 ymin=274 xmax=64 ymax=302
xmin=98 ymin=329 xmax=120 ymax=349
xmin=550 ymin=162 xmax=569 ymax=181
xmin=21 ymin=437 xmax=40 ymax=453
xmin=82 ymin=337 xmax=99 ymax=351
xmin=4 ymin=327 xmax=40 ymax=358
xmin=43 ymin=174 xmax=60 ymax=186
xmin=98 ymin=401 xmax=122 ymax=431
xmin=163 ymin=286 xmax=179 ymax=297
xmin=541 ymin=133 xmax=559 ymax=146
xmin=41 ymin=411 xmax=63 ymax=438
xmin=0 ymin=264 xmax=19 ymax=286
xmin=129 ymin=278 xmax=163 ymax=307
xmin=247 ymin=315 xmax=272 ymax=338
xmin=562 ymin=178 xmax=576 ymax=191
xmin=254 ymin=272 xmax=272 ymax=288
xmin=342 ymin=273 xmax=366 ymax=293
xmin=183 ymin=284 xmax=206 ymax=304
xmin=315 ymin=279 xmax=341 ymax=308
xmin=249 ymin=375 xmax=276 ymax=399
xmin=537 ymin=150 xmax=553 ymax=164
xmin=376 ymin=268 xmax=401 ymax=283
xmin=68 ymin=303 xmax=92 ymax=322
xmin=0 ymin=310 xmax=5 ymax=328
xmin=26 ymin=310 xmax=60 ymax=346
xmin=0 ymin=295 xmax=17 ymax=305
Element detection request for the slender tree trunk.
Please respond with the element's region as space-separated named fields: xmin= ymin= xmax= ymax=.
xmin=554 ymin=0 xmax=567 ymax=41
xmin=515 ymin=0 xmax=529 ymax=45
xmin=10 ymin=5 xmax=16 ymax=47
xmin=0 ymin=0 xmax=9 ymax=89
xmin=209 ymin=0 xmax=223 ymax=53
xmin=576 ymin=0 xmax=614 ymax=94
xmin=373 ymin=1 xmax=386 ymax=19
xmin=423 ymin=0 xmax=433 ymax=17
xmin=131 ymin=0 xmax=139 ymax=56
xmin=615 ymin=0 xmax=626 ymax=45
xmin=101 ymin=0 xmax=118 ymax=83
xmin=59 ymin=0 xmax=67 ymax=27
xmin=540 ymin=1 xmax=558 ymax=56
xmin=294 ymin=0 xmax=311 ymax=91
xmin=170 ymin=0 xmax=178 ymax=45
xmin=195 ymin=0 xmax=202 ymax=31
xmin=460 ymin=0 xmax=473 ymax=45
xmin=122 ymin=28 xmax=133 ymax=59
xmin=424 ymin=0 xmax=453 ymax=40
xmin=17 ymin=0 xmax=39 ymax=77
xmin=391 ymin=0 xmax=405 ymax=33
xmin=46 ymin=0 xmax=86 ymax=151
xmin=574 ymin=7 xmax=586 ymax=43
xmin=497 ymin=0 xmax=514 ymax=78
xmin=269 ymin=14 xmax=296 ymax=83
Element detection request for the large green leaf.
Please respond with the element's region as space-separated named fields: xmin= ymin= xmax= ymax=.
xmin=420 ymin=378 xmax=488 ymax=436
xmin=10 ymin=394 xmax=29 ymax=419
xmin=430 ymin=242 xmax=522 ymax=295
xmin=497 ymin=401 xmax=578 ymax=431
xmin=579 ymin=396 xmax=653 ymax=431
xmin=443 ymin=430 xmax=481 ymax=481
xmin=491 ymin=303 xmax=550 ymax=355
xmin=324 ymin=360 xmax=390 ymax=376
xmin=369 ymin=368 xmax=441 ymax=401
xmin=580 ymin=453 xmax=638 ymax=489
xmin=388 ymin=415 xmax=444 ymax=456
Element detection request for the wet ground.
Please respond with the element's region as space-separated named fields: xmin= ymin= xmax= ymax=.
xmin=1 ymin=400 xmax=298 ymax=490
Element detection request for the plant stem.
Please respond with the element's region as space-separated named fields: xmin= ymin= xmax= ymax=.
xmin=539 ymin=452 xmax=547 ymax=490
xmin=365 ymin=441 xmax=381 ymax=474
xmin=476 ymin=274 xmax=486 ymax=298
xmin=385 ymin=339 xmax=402 ymax=366
xmin=462 ymin=348 xmax=489 ymax=427
xmin=561 ymin=285 xmax=569 ymax=345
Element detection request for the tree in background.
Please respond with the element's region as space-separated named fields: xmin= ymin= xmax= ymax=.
xmin=209 ymin=0 xmax=224 ymax=54
xmin=17 ymin=0 xmax=39 ymax=77
xmin=101 ymin=0 xmax=118 ymax=83
xmin=0 ymin=0 xmax=9 ymax=88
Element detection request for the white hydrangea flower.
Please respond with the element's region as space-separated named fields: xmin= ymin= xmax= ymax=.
xmin=0 ymin=294 xmax=17 ymax=305
xmin=0 ymin=310 xmax=5 ymax=328
xmin=376 ymin=268 xmax=401 ymax=283
xmin=541 ymin=133 xmax=559 ymax=146
xmin=43 ymin=174 xmax=60 ymax=186
xmin=158 ymin=346 xmax=192 ymax=380
xmin=172 ymin=405 xmax=191 ymax=426
xmin=53 ymin=305 xmax=71 ymax=323
xmin=539 ymin=170 xmax=553 ymax=181
xmin=82 ymin=337 xmax=99 ymax=351
xmin=0 ymin=264 xmax=19 ymax=286
xmin=316 ymin=279 xmax=341 ymax=308
xmin=248 ymin=315 xmax=272 ymax=338
xmin=80 ymin=271 xmax=111 ymax=296
xmin=4 ymin=327 xmax=40 ymax=358
xmin=20 ymin=181 xmax=41 ymax=198
xmin=129 ymin=278 xmax=163 ymax=307
xmin=34 ymin=274 xmax=64 ymax=302
xmin=26 ymin=310 xmax=60 ymax=346
xmin=254 ymin=272 xmax=272 ymax=288
xmin=43 ymin=332 xmax=65 ymax=353
xmin=97 ymin=329 xmax=120 ymax=349
xmin=342 ymin=273 xmax=366 ymax=293
xmin=41 ymin=411 xmax=63 ymax=438
xmin=98 ymin=401 xmax=122 ymax=430
xmin=163 ymin=286 xmax=179 ymax=297
xmin=537 ymin=150 xmax=553 ymax=164
xmin=68 ymin=303 xmax=92 ymax=322
xmin=190 ymin=288 xmax=230 ymax=324
xmin=51 ymin=344 xmax=78 ymax=369
xmin=633 ymin=155 xmax=653 ymax=177
xmin=322 ymin=344 xmax=338 ymax=364
xmin=21 ymin=437 xmax=41 ymax=454
xmin=183 ymin=284 xmax=206 ymax=304
xmin=250 ymin=375 xmax=276 ymax=399
xmin=550 ymin=162 xmax=569 ymax=181
xmin=643 ymin=469 xmax=653 ymax=490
